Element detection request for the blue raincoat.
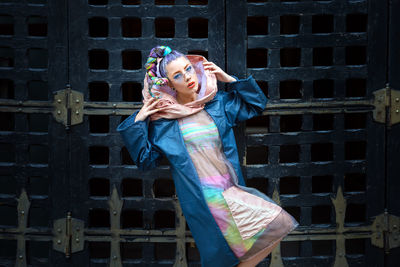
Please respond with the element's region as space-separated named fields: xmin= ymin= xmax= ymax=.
xmin=117 ymin=76 xmax=268 ymax=267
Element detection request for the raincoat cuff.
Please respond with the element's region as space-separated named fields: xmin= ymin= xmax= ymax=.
xmin=226 ymin=75 xmax=267 ymax=107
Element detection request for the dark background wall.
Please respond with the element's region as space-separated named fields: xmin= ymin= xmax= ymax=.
xmin=0 ymin=0 xmax=399 ymax=266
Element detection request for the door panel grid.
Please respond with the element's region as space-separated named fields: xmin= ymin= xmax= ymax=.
xmin=0 ymin=0 xmax=397 ymax=266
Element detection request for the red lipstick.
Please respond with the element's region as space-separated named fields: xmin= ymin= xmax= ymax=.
xmin=188 ymin=81 xmax=196 ymax=89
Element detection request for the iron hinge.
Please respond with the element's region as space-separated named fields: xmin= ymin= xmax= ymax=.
xmin=371 ymin=211 xmax=400 ymax=253
xmin=53 ymin=212 xmax=85 ymax=257
xmin=373 ymin=84 xmax=400 ymax=126
xmin=53 ymin=84 xmax=84 ymax=127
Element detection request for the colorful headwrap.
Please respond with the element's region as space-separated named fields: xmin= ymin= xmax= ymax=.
xmin=144 ymin=45 xmax=172 ymax=99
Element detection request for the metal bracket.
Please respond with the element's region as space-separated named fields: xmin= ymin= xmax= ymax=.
xmin=373 ymin=85 xmax=400 ymax=126
xmin=53 ymin=84 xmax=84 ymax=127
xmin=53 ymin=212 xmax=85 ymax=257
xmin=371 ymin=211 xmax=400 ymax=253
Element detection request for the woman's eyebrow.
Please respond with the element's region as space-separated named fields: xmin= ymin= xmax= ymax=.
xmin=172 ymin=64 xmax=190 ymax=76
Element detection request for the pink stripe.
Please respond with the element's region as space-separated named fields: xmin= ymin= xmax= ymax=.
xmin=207 ymin=205 xmax=230 ymax=232
xmin=200 ymin=173 xmax=234 ymax=189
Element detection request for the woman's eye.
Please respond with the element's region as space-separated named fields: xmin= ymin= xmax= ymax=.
xmin=174 ymin=73 xmax=182 ymax=80
xmin=186 ymin=66 xmax=192 ymax=72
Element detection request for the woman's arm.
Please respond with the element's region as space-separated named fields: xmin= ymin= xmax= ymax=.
xmin=117 ymin=110 xmax=163 ymax=171
xmin=202 ymin=61 xmax=268 ymax=127
xmin=222 ymin=75 xmax=268 ymax=127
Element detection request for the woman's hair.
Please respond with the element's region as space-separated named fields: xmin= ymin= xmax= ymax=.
xmin=144 ymin=45 xmax=186 ymax=86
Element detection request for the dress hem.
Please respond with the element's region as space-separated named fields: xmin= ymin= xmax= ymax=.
xmin=238 ymin=211 xmax=298 ymax=263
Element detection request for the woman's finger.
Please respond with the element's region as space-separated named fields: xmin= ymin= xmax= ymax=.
xmin=143 ymin=97 xmax=156 ymax=107
xmin=143 ymin=97 xmax=157 ymax=107
xmin=147 ymin=108 xmax=160 ymax=115
xmin=148 ymin=99 xmax=160 ymax=109
xmin=203 ymin=65 xmax=216 ymax=71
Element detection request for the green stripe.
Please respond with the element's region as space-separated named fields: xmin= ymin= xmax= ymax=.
xmin=181 ymin=123 xmax=217 ymax=135
xmin=184 ymin=132 xmax=219 ymax=142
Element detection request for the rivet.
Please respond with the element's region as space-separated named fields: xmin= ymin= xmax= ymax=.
xmin=396 ymin=97 xmax=399 ymax=102
xmin=57 ymin=239 xmax=61 ymax=244
xmin=57 ymin=99 xmax=61 ymax=103
xmin=146 ymin=230 xmax=150 ymax=234
xmin=113 ymin=210 xmax=117 ymax=215
xmin=394 ymin=225 xmax=397 ymax=229
xmin=20 ymin=210 xmax=24 ymax=215
xmin=396 ymin=109 xmax=399 ymax=114
xmin=113 ymin=255 xmax=117 ymax=260
xmin=146 ymin=237 xmax=149 ymax=241
xmin=75 ymin=110 xmax=79 ymax=115
xmin=57 ymin=110 xmax=61 ymax=114
xmin=113 ymin=103 xmax=117 ymax=107
xmin=19 ymin=101 xmax=23 ymax=105
xmin=18 ymin=108 xmax=22 ymax=112
xmin=112 ymin=110 xmax=116 ymax=114
xmin=75 ymin=238 xmax=79 ymax=243
xmin=57 ymin=228 xmax=61 ymax=233
xmin=75 ymin=99 xmax=80 ymax=103
xmin=19 ymin=255 xmax=23 ymax=259
xmin=180 ymin=257 xmax=183 ymax=261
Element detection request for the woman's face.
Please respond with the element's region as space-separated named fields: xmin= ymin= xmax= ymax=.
xmin=165 ymin=56 xmax=199 ymax=96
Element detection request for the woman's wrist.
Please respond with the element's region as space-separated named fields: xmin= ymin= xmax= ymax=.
xmin=226 ymin=75 xmax=237 ymax=83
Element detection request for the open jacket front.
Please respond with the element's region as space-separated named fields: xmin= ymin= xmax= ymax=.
xmin=117 ymin=76 xmax=268 ymax=267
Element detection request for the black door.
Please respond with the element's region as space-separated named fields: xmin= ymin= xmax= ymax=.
xmin=0 ymin=0 xmax=399 ymax=266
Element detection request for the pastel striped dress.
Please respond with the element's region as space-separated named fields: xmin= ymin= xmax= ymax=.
xmin=178 ymin=110 xmax=298 ymax=262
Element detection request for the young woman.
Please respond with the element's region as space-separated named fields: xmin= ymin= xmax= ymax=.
xmin=117 ymin=46 xmax=298 ymax=267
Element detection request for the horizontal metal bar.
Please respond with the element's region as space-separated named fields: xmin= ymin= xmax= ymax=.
xmin=0 ymin=224 xmax=374 ymax=237
xmin=0 ymin=99 xmax=375 ymax=116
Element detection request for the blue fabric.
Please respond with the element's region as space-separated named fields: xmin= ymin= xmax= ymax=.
xmin=116 ymin=75 xmax=268 ymax=267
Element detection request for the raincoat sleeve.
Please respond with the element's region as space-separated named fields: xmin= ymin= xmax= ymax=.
xmin=222 ymin=75 xmax=268 ymax=127
xmin=116 ymin=110 xmax=163 ymax=171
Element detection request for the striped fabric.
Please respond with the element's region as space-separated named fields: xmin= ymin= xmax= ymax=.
xmin=178 ymin=110 xmax=264 ymax=258
xmin=179 ymin=121 xmax=220 ymax=153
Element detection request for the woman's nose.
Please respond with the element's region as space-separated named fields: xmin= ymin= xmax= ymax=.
xmin=184 ymin=71 xmax=191 ymax=81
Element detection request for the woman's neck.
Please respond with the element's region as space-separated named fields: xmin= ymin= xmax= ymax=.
xmin=177 ymin=92 xmax=196 ymax=104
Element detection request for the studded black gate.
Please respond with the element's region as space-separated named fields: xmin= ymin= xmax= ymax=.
xmin=1 ymin=0 xmax=399 ymax=266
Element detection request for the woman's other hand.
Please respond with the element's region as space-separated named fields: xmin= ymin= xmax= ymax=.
xmin=134 ymin=97 xmax=160 ymax=122
xmin=202 ymin=61 xmax=237 ymax=83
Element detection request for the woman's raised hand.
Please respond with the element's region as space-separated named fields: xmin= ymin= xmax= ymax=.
xmin=202 ymin=61 xmax=237 ymax=83
xmin=134 ymin=97 xmax=160 ymax=122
